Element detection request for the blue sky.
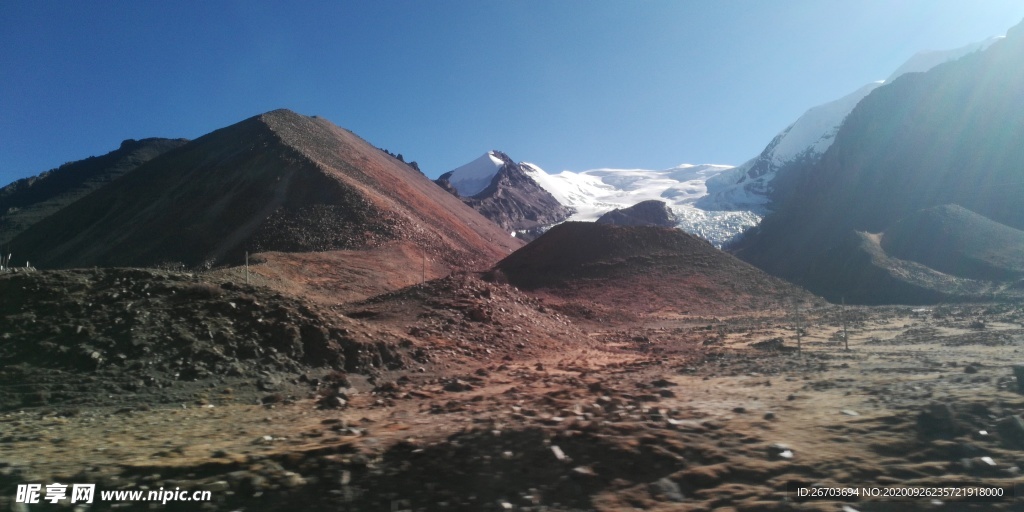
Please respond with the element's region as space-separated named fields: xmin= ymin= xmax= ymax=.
xmin=2 ymin=1 xmax=1023 ymax=185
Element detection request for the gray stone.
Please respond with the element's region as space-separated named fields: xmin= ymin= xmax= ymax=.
xmin=1014 ymin=365 xmax=1024 ymax=393
xmin=767 ymin=443 xmax=794 ymax=460
xmin=650 ymin=477 xmax=685 ymax=502
xmin=201 ymin=480 xmax=230 ymax=492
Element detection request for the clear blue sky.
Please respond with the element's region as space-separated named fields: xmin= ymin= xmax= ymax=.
xmin=2 ymin=1 xmax=1023 ymax=185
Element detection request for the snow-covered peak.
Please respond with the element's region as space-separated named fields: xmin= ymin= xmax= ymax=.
xmin=522 ymin=163 xmax=759 ymax=247
xmin=767 ymin=80 xmax=884 ymax=167
xmin=702 ymin=34 xmax=1002 ymax=213
xmin=886 ymin=37 xmax=1002 ymax=81
xmin=537 ymin=164 xmax=733 ymax=221
xmin=445 ymin=151 xmax=507 ymax=196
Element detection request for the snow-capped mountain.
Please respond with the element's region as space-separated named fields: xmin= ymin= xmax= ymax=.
xmin=442 ymin=34 xmax=1003 ymax=248
xmin=438 ymin=151 xmax=507 ymax=197
xmin=435 ymin=151 xmax=573 ymax=236
xmin=524 ymin=163 xmax=760 ymax=247
xmin=734 ymin=21 xmax=1024 ymax=303
xmin=527 ymin=163 xmax=732 ymax=221
xmin=701 ymin=36 xmax=1002 ymax=213
xmin=441 ymin=152 xmax=755 ymax=246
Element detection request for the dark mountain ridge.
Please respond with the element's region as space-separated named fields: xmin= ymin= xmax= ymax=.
xmin=0 ymin=138 xmax=188 ymax=245
xmin=734 ymin=19 xmax=1024 ymax=302
xmin=881 ymin=204 xmax=1024 ymax=281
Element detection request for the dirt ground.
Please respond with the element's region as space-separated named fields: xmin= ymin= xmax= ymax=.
xmin=3 ymin=294 xmax=1024 ymax=511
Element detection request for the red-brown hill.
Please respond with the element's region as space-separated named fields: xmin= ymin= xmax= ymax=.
xmin=8 ymin=110 xmax=522 ymax=272
xmin=489 ymin=222 xmax=817 ymax=315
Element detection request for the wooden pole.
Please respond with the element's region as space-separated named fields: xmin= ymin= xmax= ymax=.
xmin=842 ymin=297 xmax=849 ymax=351
xmin=795 ymin=300 xmax=802 ymax=356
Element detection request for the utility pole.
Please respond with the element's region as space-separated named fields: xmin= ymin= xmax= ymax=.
xmin=795 ymin=300 xmax=802 ymax=356
xmin=245 ymin=251 xmax=249 ymax=285
xmin=842 ymin=297 xmax=849 ymax=351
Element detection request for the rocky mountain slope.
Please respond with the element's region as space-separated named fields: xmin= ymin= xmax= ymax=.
xmin=881 ymin=205 xmax=1024 ymax=282
xmin=0 ymin=268 xmax=411 ymax=410
xmin=7 ymin=110 xmax=521 ymax=271
xmin=735 ymin=20 xmax=1024 ymax=303
xmin=595 ymin=199 xmax=679 ymax=227
xmin=792 ymin=205 xmax=1024 ymax=304
xmin=490 ymin=222 xmax=818 ymax=316
xmin=0 ymin=137 xmax=188 ymax=245
xmin=436 ymin=151 xmax=573 ymax=235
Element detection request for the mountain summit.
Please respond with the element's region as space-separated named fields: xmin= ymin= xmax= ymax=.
xmin=595 ymin=200 xmax=679 ymax=228
xmin=436 ymin=151 xmax=573 ymax=235
xmin=9 ymin=110 xmax=521 ymax=270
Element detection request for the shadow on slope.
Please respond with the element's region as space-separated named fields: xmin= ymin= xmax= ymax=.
xmin=881 ymin=204 xmax=1024 ymax=281
xmin=488 ymin=222 xmax=818 ymax=316
xmin=0 ymin=138 xmax=187 ymax=245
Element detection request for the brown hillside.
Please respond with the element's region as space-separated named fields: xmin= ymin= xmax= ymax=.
xmin=344 ymin=272 xmax=596 ymax=359
xmin=0 ymin=268 xmax=412 ymax=410
xmin=490 ymin=222 xmax=817 ymax=315
xmin=8 ymin=110 xmax=521 ymax=272
xmin=0 ymin=137 xmax=187 ymax=245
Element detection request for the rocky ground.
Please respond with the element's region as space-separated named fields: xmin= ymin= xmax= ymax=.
xmin=3 ymin=270 xmax=1024 ymax=511
xmin=0 ymin=268 xmax=413 ymax=412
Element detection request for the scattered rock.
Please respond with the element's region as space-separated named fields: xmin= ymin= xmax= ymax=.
xmin=1013 ymin=365 xmax=1024 ymax=393
xmin=317 ymin=395 xmax=347 ymax=409
xmin=201 ymin=480 xmax=230 ymax=492
xmin=996 ymin=415 xmax=1024 ymax=448
xmin=550 ymin=445 xmax=569 ymax=462
xmin=767 ymin=443 xmax=794 ymax=460
xmin=650 ymin=477 xmax=685 ymax=502
xmin=681 ymin=463 xmax=731 ymax=487
xmin=917 ymin=402 xmax=961 ymax=438
xmin=443 ymin=379 xmax=473 ymax=392
xmin=751 ymin=337 xmax=787 ymax=351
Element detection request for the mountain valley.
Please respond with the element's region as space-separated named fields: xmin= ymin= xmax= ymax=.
xmin=3 ymin=18 xmax=1024 ymax=512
